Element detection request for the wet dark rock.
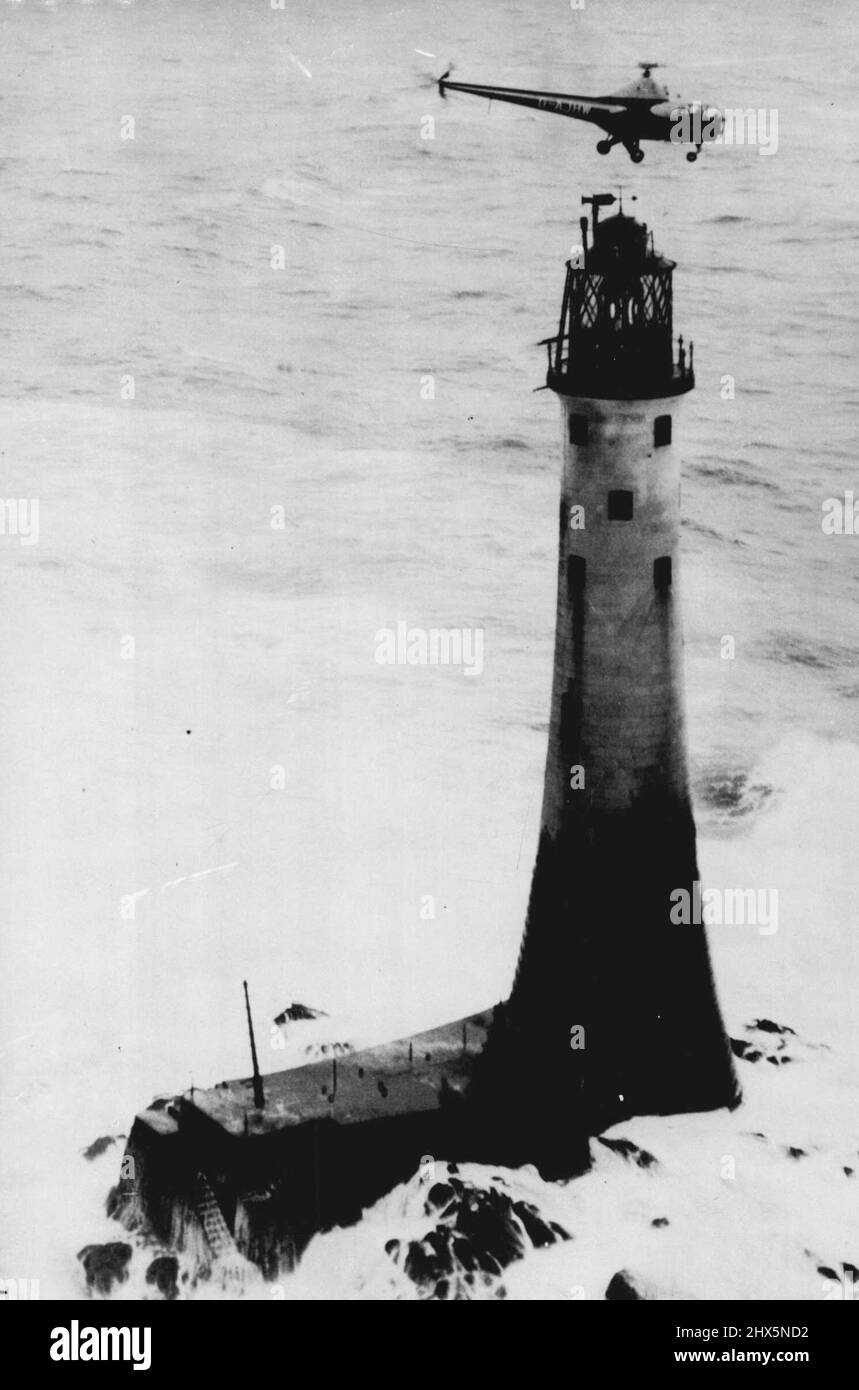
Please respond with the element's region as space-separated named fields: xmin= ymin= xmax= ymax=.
xmin=845 ymin=1168 xmax=854 ymax=1177
xmin=512 ymin=1200 xmax=564 ymax=1249
xmin=597 ymin=1136 xmax=658 ymax=1169
xmin=394 ymin=1175 xmax=569 ymax=1298
xmin=274 ymin=1002 xmax=327 ymax=1024
xmin=403 ymin=1229 xmax=458 ymax=1284
xmin=652 ymin=1217 xmax=670 ymax=1228
xmin=425 ymin=1182 xmax=455 ymax=1213
xmin=77 ymin=1242 xmax=132 ymax=1295
xmin=606 ymin=1269 xmax=645 ymax=1300
xmin=145 ymin=1255 xmax=179 ymax=1301
xmin=82 ymin=1135 xmax=121 ymax=1161
xmin=732 ymin=1021 xmax=805 ymax=1067
xmin=105 ymin=1184 xmax=124 ymax=1220
xmin=786 ymin=1147 xmax=807 ymax=1159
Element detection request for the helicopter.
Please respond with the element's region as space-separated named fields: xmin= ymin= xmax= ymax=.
xmin=438 ymin=62 xmax=722 ymax=163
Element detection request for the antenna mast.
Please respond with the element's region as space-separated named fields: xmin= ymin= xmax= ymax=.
xmin=243 ymin=979 xmax=266 ymax=1110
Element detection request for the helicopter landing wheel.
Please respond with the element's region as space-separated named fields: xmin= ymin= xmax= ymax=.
xmin=686 ymin=149 xmax=699 ymax=163
xmin=630 ymin=147 xmax=645 ymax=164
xmin=596 ymin=139 xmax=613 ymax=155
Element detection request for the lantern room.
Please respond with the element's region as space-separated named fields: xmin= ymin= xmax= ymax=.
xmin=544 ymin=194 xmax=694 ymax=400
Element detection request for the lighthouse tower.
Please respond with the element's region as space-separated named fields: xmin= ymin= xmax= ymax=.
xmin=473 ymin=195 xmax=739 ymax=1171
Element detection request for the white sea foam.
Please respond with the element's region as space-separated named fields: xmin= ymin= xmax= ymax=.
xmin=0 ymin=0 xmax=855 ymax=1300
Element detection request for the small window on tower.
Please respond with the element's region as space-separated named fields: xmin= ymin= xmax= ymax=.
xmin=654 ymin=414 xmax=672 ymax=447
xmin=567 ymin=555 xmax=586 ymax=598
xmin=608 ymin=490 xmax=633 ymax=521
xmin=654 ymin=556 xmax=672 ymax=589
xmin=569 ymin=414 xmax=589 ymax=445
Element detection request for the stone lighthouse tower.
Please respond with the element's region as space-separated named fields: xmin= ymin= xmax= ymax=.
xmin=473 ymin=194 xmax=739 ymax=1172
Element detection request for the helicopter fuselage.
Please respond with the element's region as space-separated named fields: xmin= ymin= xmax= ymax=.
xmin=437 ymin=69 xmax=721 ymax=163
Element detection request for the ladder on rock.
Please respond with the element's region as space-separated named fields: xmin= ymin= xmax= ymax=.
xmin=194 ymin=1171 xmax=253 ymax=1290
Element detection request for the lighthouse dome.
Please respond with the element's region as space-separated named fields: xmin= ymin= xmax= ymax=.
xmin=592 ymin=212 xmax=648 ymax=262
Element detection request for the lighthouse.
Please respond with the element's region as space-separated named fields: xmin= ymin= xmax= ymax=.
xmin=111 ymin=195 xmax=742 ymax=1270
xmin=472 ymin=194 xmax=740 ymax=1172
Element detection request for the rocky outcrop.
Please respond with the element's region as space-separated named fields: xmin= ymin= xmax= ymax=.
xmin=386 ymin=1169 xmax=569 ymax=1299
xmin=605 ymin=1269 xmax=646 ymax=1300
xmin=145 ymin=1255 xmax=179 ymax=1301
xmin=596 ymin=1136 xmax=658 ymax=1169
xmin=77 ymin=1242 xmax=132 ymax=1296
xmin=274 ymin=1002 xmax=327 ymax=1024
xmin=82 ymin=1135 xmax=123 ymax=1161
xmin=730 ymin=1018 xmax=825 ymax=1067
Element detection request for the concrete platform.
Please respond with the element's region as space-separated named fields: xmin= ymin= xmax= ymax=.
xmin=186 ymin=1012 xmax=493 ymax=1137
xmin=113 ymin=1011 xmax=500 ymax=1274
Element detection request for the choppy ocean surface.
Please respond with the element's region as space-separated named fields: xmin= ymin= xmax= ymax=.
xmin=0 ymin=0 xmax=857 ymax=1298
